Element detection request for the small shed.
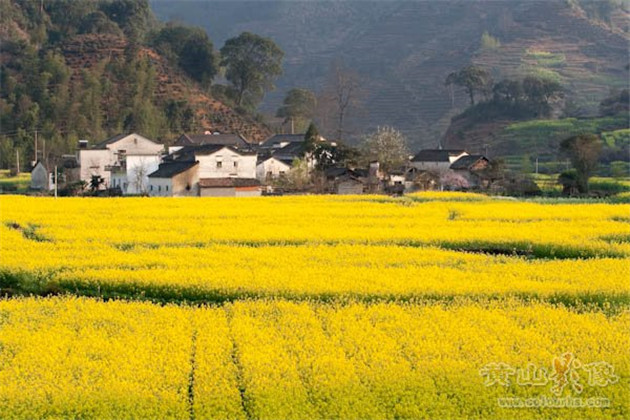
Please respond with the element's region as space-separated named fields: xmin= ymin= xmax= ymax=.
xmin=30 ymin=161 xmax=49 ymax=190
xmin=198 ymin=178 xmax=261 ymax=197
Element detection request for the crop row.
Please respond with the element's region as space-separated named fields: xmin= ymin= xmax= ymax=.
xmin=0 ymin=297 xmax=627 ymax=420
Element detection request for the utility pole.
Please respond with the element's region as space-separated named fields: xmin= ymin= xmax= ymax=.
xmin=34 ymin=130 xmax=38 ymax=162
xmin=42 ymin=139 xmax=46 ymax=167
xmin=535 ymin=156 xmax=539 ymax=174
xmin=16 ymin=150 xmax=20 ymax=173
xmin=54 ymin=165 xmax=58 ymax=198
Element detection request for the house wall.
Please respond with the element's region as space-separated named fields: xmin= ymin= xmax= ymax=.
xmin=235 ymin=187 xmax=261 ymax=197
xmin=111 ymin=171 xmax=127 ymax=192
xmin=410 ymin=161 xmax=451 ymax=172
xmin=108 ymin=134 xmax=164 ymax=156
xmin=449 ymin=152 xmax=468 ymax=163
xmin=196 ymin=148 xmax=257 ymax=179
xmin=30 ymin=164 xmax=49 ymax=190
xmin=256 ymin=158 xmax=291 ymax=180
xmin=78 ymin=134 xmax=164 ymax=187
xmin=124 ymin=155 xmax=161 ymax=195
xmin=148 ymin=178 xmax=174 ymax=197
xmin=337 ymin=180 xmax=364 ymax=195
xmin=172 ymin=167 xmax=200 ymax=197
xmin=199 ymin=187 xmax=236 ymax=197
xmin=78 ymin=149 xmax=110 ymax=185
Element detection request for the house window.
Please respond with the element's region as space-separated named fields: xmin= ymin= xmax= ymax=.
xmin=166 ymin=185 xmax=169 ymax=192
xmin=158 ymin=185 xmax=161 ymax=192
xmin=150 ymin=185 xmax=153 ymax=191
xmin=279 ymin=171 xmax=285 ymax=176
xmin=216 ymin=162 xmax=223 ymax=169
xmin=266 ymin=171 xmax=272 ymax=179
xmin=233 ymin=161 xmax=238 ymax=168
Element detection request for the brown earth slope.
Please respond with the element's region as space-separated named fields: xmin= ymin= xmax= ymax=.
xmin=61 ymin=33 xmax=271 ymax=143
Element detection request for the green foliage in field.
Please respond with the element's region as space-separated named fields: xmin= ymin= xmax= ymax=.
xmin=0 ymin=170 xmax=30 ymax=192
xmin=601 ymin=129 xmax=630 ymax=147
xmin=500 ymin=116 xmax=628 ymax=156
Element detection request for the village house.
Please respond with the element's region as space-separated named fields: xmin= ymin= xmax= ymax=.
xmin=409 ymin=149 xmax=468 ymax=172
xmin=255 ymin=133 xmax=328 ymax=182
xmin=77 ymin=133 xmax=164 ymax=192
xmin=147 ymin=161 xmax=199 ymax=197
xmin=198 ymin=178 xmax=261 ymax=197
xmin=259 ymin=133 xmax=306 ymax=150
xmin=324 ymin=167 xmax=365 ymax=195
xmin=30 ymin=161 xmax=49 ymax=190
xmin=256 ymin=156 xmax=293 ymax=181
xmin=148 ymin=144 xmax=260 ymax=197
xmin=449 ymin=155 xmax=490 ymax=188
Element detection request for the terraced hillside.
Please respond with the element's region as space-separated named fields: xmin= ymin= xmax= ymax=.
xmin=152 ymin=0 xmax=629 ymax=147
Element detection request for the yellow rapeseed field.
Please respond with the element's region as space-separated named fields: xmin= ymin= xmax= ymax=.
xmin=0 ymin=297 xmax=627 ymax=420
xmin=0 ymin=194 xmax=628 ymax=301
xmin=0 ymin=193 xmax=628 ymax=419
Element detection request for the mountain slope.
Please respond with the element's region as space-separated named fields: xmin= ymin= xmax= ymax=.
xmin=151 ymin=0 xmax=629 ymax=148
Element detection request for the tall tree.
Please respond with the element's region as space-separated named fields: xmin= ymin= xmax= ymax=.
xmin=276 ymin=88 xmax=316 ymax=132
xmin=445 ymin=65 xmax=492 ymax=105
xmin=219 ymin=32 xmax=284 ymax=109
xmin=303 ymin=122 xmax=319 ymax=153
xmin=559 ymin=133 xmax=602 ymax=193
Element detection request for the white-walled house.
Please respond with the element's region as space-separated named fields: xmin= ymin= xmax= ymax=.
xmin=256 ymin=156 xmax=293 ymax=181
xmin=147 ymin=161 xmax=199 ymax=197
xmin=410 ymin=149 xmax=468 ymax=173
xmin=148 ymin=145 xmax=259 ymax=197
xmin=30 ymin=161 xmax=49 ymax=190
xmin=77 ymin=133 xmax=164 ymax=189
xmin=110 ymin=155 xmax=162 ymax=194
xmin=169 ymin=145 xmax=257 ymax=179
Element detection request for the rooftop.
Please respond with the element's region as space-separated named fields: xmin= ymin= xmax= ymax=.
xmin=148 ymin=161 xmax=198 ymax=178
xmin=411 ymin=149 xmax=467 ymax=162
xmin=198 ymin=178 xmax=261 ymax=188
xmin=449 ymin=155 xmax=488 ymax=170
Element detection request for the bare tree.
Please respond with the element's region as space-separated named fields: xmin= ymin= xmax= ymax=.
xmin=317 ymin=59 xmax=365 ymax=140
xmin=131 ymin=157 xmax=151 ymax=194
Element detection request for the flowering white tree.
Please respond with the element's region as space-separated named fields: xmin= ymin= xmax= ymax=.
xmin=360 ymin=126 xmax=409 ymax=173
xmin=440 ymin=170 xmax=469 ymax=190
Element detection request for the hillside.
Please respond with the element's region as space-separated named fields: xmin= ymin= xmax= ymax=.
xmin=60 ymin=33 xmax=271 ymax=142
xmin=0 ymin=0 xmax=270 ymax=170
xmin=151 ymin=0 xmax=629 ymax=148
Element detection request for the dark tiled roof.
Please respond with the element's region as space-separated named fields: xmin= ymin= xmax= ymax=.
xmin=411 ymin=149 xmax=467 ymax=162
xmin=353 ymin=168 xmax=369 ymax=178
xmin=148 ymin=161 xmax=198 ymax=178
xmin=91 ymin=134 xmax=128 ymax=149
xmin=198 ymin=178 xmax=261 ymax=188
xmin=261 ymin=134 xmax=305 ymax=148
xmin=325 ymin=167 xmax=352 ymax=178
xmin=450 ymin=155 xmax=488 ymax=170
xmin=174 ymin=133 xmax=251 ymax=148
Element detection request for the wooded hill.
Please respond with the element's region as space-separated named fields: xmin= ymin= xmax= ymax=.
xmin=0 ymin=0 xmax=271 ymax=169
